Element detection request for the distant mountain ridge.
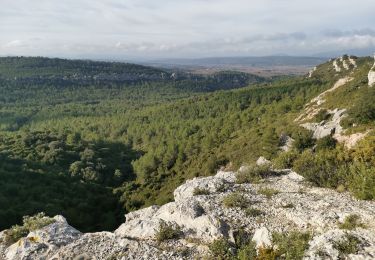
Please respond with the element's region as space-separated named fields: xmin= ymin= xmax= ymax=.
xmin=148 ymin=56 xmax=327 ymax=67
xmin=0 ymin=56 xmax=266 ymax=92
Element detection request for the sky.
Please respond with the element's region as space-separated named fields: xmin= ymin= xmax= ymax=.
xmin=1 ymin=0 xmax=375 ymax=60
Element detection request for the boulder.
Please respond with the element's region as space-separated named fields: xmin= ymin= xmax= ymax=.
xmin=279 ymin=134 xmax=294 ymax=152
xmin=115 ymin=199 xmax=227 ymax=242
xmin=173 ymin=174 xmax=228 ymax=202
xmin=252 ymin=227 xmax=272 ymax=249
xmin=256 ymin=156 xmax=271 ymax=166
xmin=5 ymin=215 xmax=81 ymax=260
xmin=215 ymin=170 xmax=236 ymax=183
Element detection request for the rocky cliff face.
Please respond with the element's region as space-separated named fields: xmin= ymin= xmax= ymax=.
xmin=1 ymin=164 xmax=375 ymax=259
xmin=369 ymin=55 xmax=375 ymax=86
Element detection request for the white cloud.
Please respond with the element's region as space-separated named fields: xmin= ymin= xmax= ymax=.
xmin=0 ymin=0 xmax=374 ymax=58
xmin=3 ymin=40 xmax=24 ymax=48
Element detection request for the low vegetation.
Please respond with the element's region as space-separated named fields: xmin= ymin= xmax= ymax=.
xmin=333 ymin=234 xmax=361 ymax=256
xmin=3 ymin=212 xmax=55 ymax=245
xmin=155 ymin=220 xmax=182 ymax=242
xmin=208 ymin=238 xmax=234 ymax=259
xmin=236 ymin=164 xmax=274 ymax=184
xmin=272 ymin=150 xmax=299 ymax=169
xmin=338 ymin=214 xmax=365 ymax=230
xmin=222 ymin=192 xmax=248 ymax=209
xmin=258 ymin=188 xmax=279 ymax=199
xmin=244 ymin=208 xmax=264 ymax=217
xmin=315 ymin=109 xmax=332 ymax=122
xmin=272 ymin=231 xmax=311 ymax=260
xmin=193 ymin=187 xmax=210 ymax=196
xmin=207 ymin=229 xmax=311 ymax=260
xmin=291 ymin=136 xmax=375 ymax=200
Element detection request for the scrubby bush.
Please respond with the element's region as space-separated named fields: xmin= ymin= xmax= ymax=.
xmin=257 ymin=246 xmax=279 ymax=259
xmin=291 ymin=143 xmax=375 ymax=201
xmin=347 ymin=163 xmax=375 ymax=200
xmin=258 ymin=188 xmax=279 ymax=199
xmin=237 ymin=241 xmax=257 ymax=260
xmin=236 ymin=164 xmax=274 ymax=184
xmin=272 ymin=231 xmax=311 ymax=260
xmin=316 ymin=135 xmax=337 ymax=150
xmin=155 ymin=220 xmax=181 ymax=242
xmin=293 ymin=130 xmax=315 ymax=152
xmin=244 ymin=207 xmax=264 ymax=217
xmin=292 ymin=150 xmax=344 ymax=188
xmin=272 ymin=150 xmax=299 ymax=169
xmin=348 ymin=87 xmax=375 ymax=124
xmin=222 ymin=192 xmax=248 ymax=208
xmin=232 ymin=229 xmax=258 ymax=260
xmin=208 ymin=238 xmax=234 ymax=259
xmin=4 ymin=212 xmax=55 ymax=245
xmin=333 ymin=234 xmax=360 ymax=256
xmin=315 ymin=109 xmax=332 ymax=122
xmin=193 ymin=187 xmax=210 ymax=196
xmin=339 ymin=214 xmax=364 ymax=230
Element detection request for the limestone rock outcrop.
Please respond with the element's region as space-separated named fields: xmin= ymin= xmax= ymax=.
xmin=369 ymin=54 xmax=375 ymax=86
xmin=1 ymin=168 xmax=375 ymax=259
xmin=301 ymin=108 xmax=346 ymax=139
xmin=4 ymin=215 xmax=81 ymax=260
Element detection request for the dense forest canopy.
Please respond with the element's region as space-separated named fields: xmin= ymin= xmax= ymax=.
xmin=0 ymin=56 xmax=374 ymax=232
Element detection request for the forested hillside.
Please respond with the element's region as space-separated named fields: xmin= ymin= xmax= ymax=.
xmin=0 ymin=56 xmax=374 ymax=233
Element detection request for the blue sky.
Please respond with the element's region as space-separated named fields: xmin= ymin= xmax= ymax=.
xmin=1 ymin=0 xmax=374 ymax=59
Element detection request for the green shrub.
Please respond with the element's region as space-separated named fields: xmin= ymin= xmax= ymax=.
xmin=237 ymin=241 xmax=257 ymax=260
xmin=293 ymin=130 xmax=315 ymax=151
xmin=233 ymin=228 xmax=252 ymax=248
xmin=4 ymin=212 xmax=55 ymax=245
xmin=333 ymin=234 xmax=360 ymax=256
xmin=315 ymin=109 xmax=332 ymax=122
xmin=347 ymin=163 xmax=375 ymax=200
xmin=22 ymin=213 xmax=55 ymax=231
xmin=193 ymin=187 xmax=210 ymax=196
xmin=272 ymin=150 xmax=299 ymax=169
xmin=258 ymin=188 xmax=279 ymax=199
xmin=155 ymin=220 xmax=181 ymax=242
xmin=338 ymin=214 xmax=364 ymax=230
xmin=257 ymin=246 xmax=279 ymax=260
xmin=244 ymin=207 xmax=264 ymax=217
xmin=208 ymin=238 xmax=234 ymax=259
xmin=236 ymin=164 xmax=274 ymax=184
xmin=316 ymin=135 xmax=337 ymax=150
xmin=348 ymin=87 xmax=375 ymax=124
xmin=222 ymin=192 xmax=248 ymax=208
xmin=272 ymin=231 xmax=311 ymax=260
xmin=3 ymin=225 xmax=28 ymax=245
xmin=292 ymin=150 xmax=344 ymax=188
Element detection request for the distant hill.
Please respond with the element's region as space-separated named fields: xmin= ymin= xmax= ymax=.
xmin=150 ymin=56 xmax=326 ymax=67
xmin=0 ymin=56 xmax=266 ymax=92
xmin=143 ymin=56 xmax=327 ymax=77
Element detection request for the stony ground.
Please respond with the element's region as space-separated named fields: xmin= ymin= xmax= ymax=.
xmin=1 ymin=161 xmax=375 ymax=259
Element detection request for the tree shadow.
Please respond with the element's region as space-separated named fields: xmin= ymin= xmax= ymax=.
xmin=0 ymin=137 xmax=143 ymax=232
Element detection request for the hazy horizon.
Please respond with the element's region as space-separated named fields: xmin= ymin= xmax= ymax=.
xmin=1 ymin=0 xmax=375 ymax=60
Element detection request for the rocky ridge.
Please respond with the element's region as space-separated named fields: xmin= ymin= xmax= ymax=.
xmin=1 ymin=162 xmax=375 ymax=259
xmin=297 ymin=55 xmax=373 ymax=147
